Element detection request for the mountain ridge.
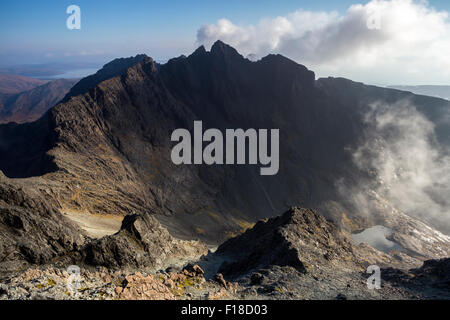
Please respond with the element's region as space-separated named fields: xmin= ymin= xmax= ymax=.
xmin=0 ymin=41 xmax=449 ymax=278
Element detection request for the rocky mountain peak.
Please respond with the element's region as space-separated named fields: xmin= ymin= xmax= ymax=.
xmin=216 ymin=207 xmax=356 ymax=277
xmin=190 ymin=45 xmax=207 ymax=57
xmin=62 ymin=54 xmax=150 ymax=102
xmin=210 ymin=40 xmax=243 ymax=59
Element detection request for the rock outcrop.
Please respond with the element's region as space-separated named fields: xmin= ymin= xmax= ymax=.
xmin=382 ymin=258 xmax=450 ymax=299
xmin=0 ymin=172 xmax=85 ymax=274
xmin=0 ymin=265 xmax=238 ymax=300
xmin=216 ymin=207 xmax=356 ymax=277
xmin=82 ymin=214 xmax=207 ymax=270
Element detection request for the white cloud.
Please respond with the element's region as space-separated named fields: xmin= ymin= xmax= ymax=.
xmin=197 ymin=0 xmax=450 ymax=85
xmin=352 ymin=100 xmax=450 ymax=233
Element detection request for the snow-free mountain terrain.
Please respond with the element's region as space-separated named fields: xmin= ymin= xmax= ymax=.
xmin=0 ymin=42 xmax=449 ymax=300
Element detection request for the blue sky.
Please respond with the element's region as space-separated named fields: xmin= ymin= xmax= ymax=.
xmin=1 ymin=0 xmax=450 ymax=84
xmin=0 ymin=0 xmax=367 ymax=64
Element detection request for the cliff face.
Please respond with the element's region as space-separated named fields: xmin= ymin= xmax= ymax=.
xmin=0 ymin=172 xmax=85 ymax=274
xmin=0 ymin=41 xmax=449 ymax=256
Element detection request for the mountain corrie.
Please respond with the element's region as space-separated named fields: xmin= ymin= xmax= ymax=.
xmin=171 ymin=120 xmax=280 ymax=175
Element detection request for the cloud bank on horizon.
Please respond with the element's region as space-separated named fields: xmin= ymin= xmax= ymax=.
xmin=197 ymin=0 xmax=450 ymax=85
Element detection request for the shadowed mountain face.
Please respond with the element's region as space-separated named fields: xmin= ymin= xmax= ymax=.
xmin=0 ymin=79 xmax=77 ymax=124
xmin=0 ymin=41 xmax=449 ymax=244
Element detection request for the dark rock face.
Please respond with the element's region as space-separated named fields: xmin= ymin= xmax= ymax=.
xmin=81 ymin=214 xmax=207 ymax=269
xmin=414 ymin=258 xmax=450 ymax=285
xmin=216 ymin=207 xmax=356 ymax=277
xmin=0 ymin=79 xmax=77 ymax=124
xmin=382 ymin=258 xmax=450 ymax=299
xmin=0 ymin=116 xmax=56 ymax=178
xmin=0 ymin=172 xmax=84 ymax=274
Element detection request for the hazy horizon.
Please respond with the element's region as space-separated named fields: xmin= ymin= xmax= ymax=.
xmin=1 ymin=0 xmax=450 ymax=85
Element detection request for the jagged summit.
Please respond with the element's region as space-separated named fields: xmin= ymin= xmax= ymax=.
xmin=62 ymin=54 xmax=150 ymax=102
xmin=64 ymin=42 xmax=314 ymax=106
xmin=216 ymin=207 xmax=356 ymax=277
xmin=190 ymin=45 xmax=207 ymax=57
xmin=185 ymin=41 xmax=312 ymax=74
xmin=189 ymin=41 xmax=243 ymax=59
xmin=210 ymin=40 xmax=243 ymax=58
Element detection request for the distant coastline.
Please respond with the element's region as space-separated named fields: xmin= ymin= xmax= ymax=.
xmin=31 ymin=68 xmax=99 ymax=80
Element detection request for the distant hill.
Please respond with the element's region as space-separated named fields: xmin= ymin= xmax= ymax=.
xmin=0 ymin=74 xmax=48 ymax=95
xmin=0 ymin=79 xmax=77 ymax=124
xmin=388 ymin=85 xmax=450 ymax=100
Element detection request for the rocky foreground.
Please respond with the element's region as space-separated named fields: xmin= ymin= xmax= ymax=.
xmin=1 ymin=207 xmax=449 ymax=300
xmin=0 ymin=264 xmax=240 ymax=300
